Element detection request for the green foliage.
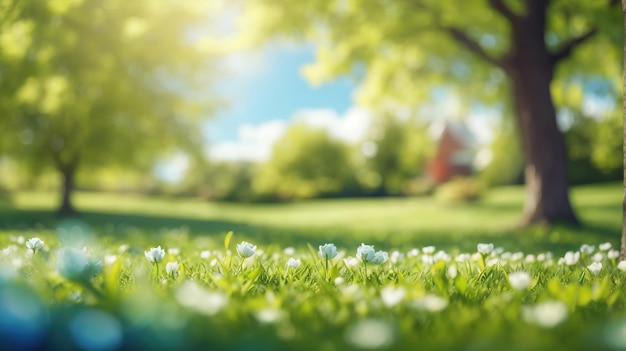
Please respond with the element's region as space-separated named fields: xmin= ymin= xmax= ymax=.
xmin=0 ymin=0 xmax=216 ymax=180
xmin=435 ymin=177 xmax=484 ymax=203
xmin=1 ymin=230 xmax=626 ymax=350
xmin=253 ymin=124 xmax=359 ymax=200
xmin=357 ymin=115 xmax=433 ymax=195
xmin=479 ymin=120 xmax=524 ymax=186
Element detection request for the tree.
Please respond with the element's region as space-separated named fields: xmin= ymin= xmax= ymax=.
xmin=0 ymin=0 xmax=216 ymax=214
xmin=253 ymin=123 xmax=358 ymax=200
xmin=236 ymin=0 xmax=622 ymax=225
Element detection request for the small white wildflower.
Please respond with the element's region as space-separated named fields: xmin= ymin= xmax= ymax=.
xmin=236 ymin=241 xmax=257 ymax=258
xmin=477 ymin=243 xmax=494 ymax=255
xmin=390 ymin=250 xmax=404 ymax=264
xmin=413 ymin=295 xmax=448 ymax=312
xmin=434 ymin=251 xmax=450 ymax=262
xmin=618 ymin=261 xmax=626 ymax=271
xmin=599 ymin=242 xmax=612 ymax=251
xmin=343 ymin=256 xmax=360 ymax=268
xmin=510 ymin=252 xmax=524 ymax=262
xmin=608 ymin=250 xmax=620 ymax=260
xmin=508 ymin=271 xmax=532 ymax=291
xmin=406 ymin=248 xmax=420 ymax=257
xmin=168 ymin=248 xmax=180 ymax=255
xmin=446 ymin=265 xmax=458 ymax=280
xmin=522 ymin=301 xmax=568 ymax=328
xmin=334 ymin=277 xmax=345 ymax=285
xmin=563 ymin=251 xmax=580 ymax=266
xmin=283 ymin=247 xmax=296 ymax=255
xmin=200 ymin=250 xmax=211 ymax=259
xmin=286 ymin=257 xmax=301 ymax=269
xmin=25 ymin=238 xmax=44 ymax=252
xmin=144 ymin=246 xmax=165 ymax=263
xmin=422 ymin=246 xmax=435 ymax=255
xmin=421 ymin=255 xmax=434 ymax=265
xmin=592 ymin=252 xmax=605 ymax=263
xmin=455 ymin=253 xmax=471 ymax=263
xmin=357 ymin=244 xmax=376 ymax=263
xmin=537 ymin=253 xmax=546 ymax=262
xmin=104 ymin=254 xmax=117 ymax=265
xmin=381 ymin=286 xmax=406 ymax=307
xmin=319 ymin=243 xmax=338 ymax=260
xmin=166 ymin=261 xmax=180 ymax=276
xmin=370 ymin=251 xmax=388 ymax=265
xmin=495 ymin=247 xmax=505 ymax=254
xmin=587 ymin=262 xmax=602 ymax=275
xmin=210 ymin=258 xmax=218 ymax=267
xmin=501 ymin=252 xmax=512 ymax=261
xmin=175 ymin=280 xmax=228 ymax=316
xmin=486 ymin=258 xmax=499 ymax=267
xmin=525 ymin=254 xmax=536 ymax=263
xmin=580 ymin=244 xmax=595 ymax=255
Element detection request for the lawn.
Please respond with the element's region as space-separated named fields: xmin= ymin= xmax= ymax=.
xmin=0 ymin=182 xmax=621 ymax=253
xmin=0 ymin=183 xmax=624 ymax=351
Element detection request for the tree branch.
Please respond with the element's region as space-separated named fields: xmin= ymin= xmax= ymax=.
xmin=445 ymin=27 xmax=506 ymax=69
xmin=550 ymin=28 xmax=598 ymax=64
xmin=487 ymin=0 xmax=518 ymax=22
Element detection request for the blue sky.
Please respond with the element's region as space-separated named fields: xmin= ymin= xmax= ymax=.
xmin=205 ymin=44 xmax=357 ymax=143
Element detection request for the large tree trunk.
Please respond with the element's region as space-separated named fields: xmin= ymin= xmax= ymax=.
xmin=59 ymin=163 xmax=77 ymax=215
xmin=505 ymin=3 xmax=579 ymax=226
xmin=508 ymin=68 xmax=579 ymax=226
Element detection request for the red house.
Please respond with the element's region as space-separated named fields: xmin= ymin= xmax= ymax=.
xmin=428 ymin=120 xmax=476 ymax=183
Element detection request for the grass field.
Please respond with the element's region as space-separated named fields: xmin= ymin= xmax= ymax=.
xmin=0 ymin=183 xmax=624 ymax=351
xmin=0 ymin=182 xmax=620 ymax=254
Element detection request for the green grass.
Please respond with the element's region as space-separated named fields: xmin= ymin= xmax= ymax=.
xmin=0 ymin=183 xmax=623 ymax=351
xmin=0 ymin=182 xmax=621 ymax=254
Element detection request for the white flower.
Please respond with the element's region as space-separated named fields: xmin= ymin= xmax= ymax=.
xmin=608 ymin=250 xmax=620 ymax=260
xmin=166 ymin=261 xmax=180 ymax=276
xmin=599 ymin=242 xmax=612 ymax=251
xmin=381 ymin=286 xmax=406 ymax=307
xmin=168 ymin=248 xmax=180 ymax=255
xmin=587 ymin=262 xmax=602 ymax=275
xmin=455 ymin=253 xmax=471 ymax=262
xmin=598 ymin=242 xmax=613 ymax=251
xmin=236 ymin=241 xmax=257 ymax=258
xmin=446 ymin=265 xmax=458 ymax=280
xmin=25 ymin=238 xmax=44 ymax=251
xmin=390 ymin=250 xmax=404 ymax=263
xmin=477 ymin=243 xmax=494 ymax=255
xmin=522 ymin=301 xmax=568 ymax=328
xmin=370 ymin=251 xmax=388 ymax=265
xmin=104 ymin=254 xmax=117 ymax=265
xmin=508 ymin=271 xmax=532 ymax=291
xmin=592 ymin=252 xmax=604 ymax=263
xmin=422 ymin=246 xmax=435 ymax=255
xmin=144 ymin=246 xmax=165 ymax=263
xmin=406 ymin=248 xmax=420 ymax=257
xmin=618 ymin=261 xmax=626 ymax=271
xmin=286 ymin=257 xmax=301 ymax=269
xmin=357 ymin=244 xmax=376 ymax=262
xmin=580 ymin=244 xmax=595 ymax=255
xmin=319 ymin=243 xmax=338 ymax=260
xmin=434 ymin=251 xmax=450 ymax=262
xmin=510 ymin=252 xmax=524 ymax=262
xmin=413 ymin=295 xmax=448 ymax=312
xmin=200 ymin=250 xmax=211 ymax=259
xmin=525 ymin=254 xmax=536 ymax=263
xmin=343 ymin=256 xmax=360 ymax=268
xmin=175 ymin=280 xmax=228 ymax=316
xmin=57 ymin=247 xmax=89 ymax=280
xmin=283 ymin=247 xmax=296 ymax=255
xmin=563 ymin=251 xmax=580 ymax=266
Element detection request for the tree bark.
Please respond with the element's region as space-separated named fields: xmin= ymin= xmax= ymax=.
xmin=59 ymin=163 xmax=77 ymax=215
xmin=503 ymin=2 xmax=579 ymax=226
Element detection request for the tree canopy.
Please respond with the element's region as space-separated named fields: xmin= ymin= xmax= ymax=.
xmin=0 ymin=0 xmax=218 ymax=212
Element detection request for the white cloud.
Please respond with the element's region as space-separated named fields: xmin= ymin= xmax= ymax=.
xmin=209 ymin=120 xmax=287 ymax=162
xmin=208 ymin=107 xmax=373 ymax=162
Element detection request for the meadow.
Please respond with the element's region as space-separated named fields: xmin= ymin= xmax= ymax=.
xmin=0 ymin=183 xmax=623 ymax=351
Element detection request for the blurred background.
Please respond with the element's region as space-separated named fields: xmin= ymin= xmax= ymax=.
xmin=0 ymin=0 xmax=622 ymax=249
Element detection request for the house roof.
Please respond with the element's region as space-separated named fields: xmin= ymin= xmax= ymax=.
xmin=428 ymin=119 xmax=476 ymax=149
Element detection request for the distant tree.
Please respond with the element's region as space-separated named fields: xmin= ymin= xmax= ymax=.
xmin=253 ymin=124 xmax=357 ymax=200
xmin=0 ymin=0 xmax=216 ymax=213
xmin=237 ymin=0 xmax=622 ymax=225
xmin=358 ymin=115 xmax=432 ymax=195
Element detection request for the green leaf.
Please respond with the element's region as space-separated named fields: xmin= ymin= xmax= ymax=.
xmin=224 ymin=231 xmax=233 ymax=251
